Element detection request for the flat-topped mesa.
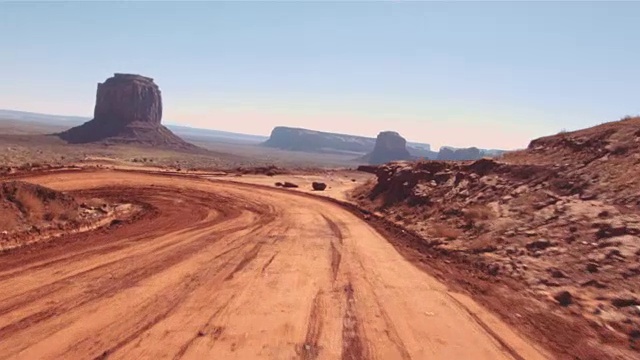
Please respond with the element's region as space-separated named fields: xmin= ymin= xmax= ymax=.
xmin=112 ymin=73 xmax=154 ymax=82
xmin=93 ymin=73 xmax=162 ymax=126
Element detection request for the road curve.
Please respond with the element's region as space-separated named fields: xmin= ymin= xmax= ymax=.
xmin=0 ymin=170 xmax=547 ymax=360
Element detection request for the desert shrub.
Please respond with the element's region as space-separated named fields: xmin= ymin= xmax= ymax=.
xmin=464 ymin=204 xmax=494 ymax=221
xmin=620 ymin=114 xmax=639 ymax=121
xmin=15 ymin=190 xmax=44 ymax=220
xmin=46 ymin=201 xmax=77 ymax=221
xmin=59 ymin=209 xmax=78 ymax=222
xmin=430 ymin=223 xmax=462 ymax=240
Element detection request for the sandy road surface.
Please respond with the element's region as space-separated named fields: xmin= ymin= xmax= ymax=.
xmin=0 ymin=170 xmax=547 ymax=359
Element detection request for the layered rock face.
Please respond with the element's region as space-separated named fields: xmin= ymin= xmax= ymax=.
xmin=59 ymin=74 xmax=195 ymax=150
xmin=263 ymin=126 xmax=376 ymax=154
xmin=368 ymin=131 xmax=412 ymax=165
xmin=94 ymin=74 xmax=162 ymax=127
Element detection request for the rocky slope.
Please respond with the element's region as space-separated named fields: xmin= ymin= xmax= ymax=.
xmin=354 ymin=116 xmax=640 ymax=358
xmin=366 ymin=131 xmax=412 ymax=164
xmin=58 ymin=74 xmax=196 ymax=150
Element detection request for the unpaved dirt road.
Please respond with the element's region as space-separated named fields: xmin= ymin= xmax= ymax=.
xmin=0 ymin=170 xmax=547 ymax=359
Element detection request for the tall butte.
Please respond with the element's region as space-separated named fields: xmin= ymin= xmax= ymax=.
xmin=367 ymin=131 xmax=412 ymax=165
xmin=59 ymin=73 xmax=195 ymax=150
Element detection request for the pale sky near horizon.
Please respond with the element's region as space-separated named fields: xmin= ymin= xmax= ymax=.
xmin=1 ymin=2 xmax=639 ymax=150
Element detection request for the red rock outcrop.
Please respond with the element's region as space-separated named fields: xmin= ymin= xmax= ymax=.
xmin=58 ymin=73 xmax=195 ymax=150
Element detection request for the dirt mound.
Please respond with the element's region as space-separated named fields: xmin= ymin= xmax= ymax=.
xmin=58 ymin=73 xmax=196 ymax=150
xmin=354 ymin=116 xmax=640 ymax=357
xmin=0 ymin=181 xmax=78 ymax=231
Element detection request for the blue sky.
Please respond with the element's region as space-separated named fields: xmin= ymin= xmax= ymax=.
xmin=1 ymin=2 xmax=639 ymax=149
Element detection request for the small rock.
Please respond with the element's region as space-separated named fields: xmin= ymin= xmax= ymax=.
xmin=611 ymin=296 xmax=640 ymax=308
xmin=487 ymin=263 xmax=500 ymax=276
xmin=549 ymin=268 xmax=569 ymax=278
xmin=593 ymin=307 xmax=602 ymax=315
xmin=586 ymin=262 xmax=599 ymax=273
xmin=554 ymin=290 xmax=573 ymax=306
xmin=282 ymin=182 xmax=299 ymax=188
xmin=274 ymin=182 xmax=283 ymax=187
xmin=540 ymin=278 xmax=560 ymax=287
xmin=580 ymin=279 xmax=607 ymax=289
xmin=526 ymin=239 xmax=553 ymax=251
xmin=606 ymin=248 xmax=625 ymax=259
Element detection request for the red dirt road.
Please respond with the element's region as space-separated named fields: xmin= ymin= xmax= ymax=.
xmin=0 ymin=170 xmax=548 ymax=359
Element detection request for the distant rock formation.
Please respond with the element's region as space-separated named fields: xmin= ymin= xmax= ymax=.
xmin=263 ymin=126 xmax=432 ymax=157
xmin=263 ymin=126 xmax=376 ymax=154
xmin=437 ymin=147 xmax=482 ymax=161
xmin=58 ymin=73 xmax=195 ymax=150
xmin=368 ymin=131 xmax=412 ymax=165
xmin=262 ymin=126 xmax=504 ymax=162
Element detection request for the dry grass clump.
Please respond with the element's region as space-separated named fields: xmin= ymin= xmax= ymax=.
xmin=463 ymin=204 xmax=494 ymax=221
xmin=14 ymin=189 xmax=44 ymax=220
xmin=430 ymin=223 xmax=462 ymax=240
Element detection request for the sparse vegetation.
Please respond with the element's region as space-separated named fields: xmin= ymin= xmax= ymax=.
xmin=463 ymin=204 xmax=494 ymax=221
xmin=430 ymin=223 xmax=462 ymax=240
xmin=15 ymin=189 xmax=44 ymax=220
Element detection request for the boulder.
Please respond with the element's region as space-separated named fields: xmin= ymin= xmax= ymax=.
xmin=312 ymin=182 xmax=327 ymax=191
xmin=554 ymin=290 xmax=573 ymax=306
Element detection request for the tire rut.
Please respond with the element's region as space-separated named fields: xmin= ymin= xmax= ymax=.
xmin=297 ymin=290 xmax=324 ymax=360
xmin=341 ymin=283 xmax=368 ymax=360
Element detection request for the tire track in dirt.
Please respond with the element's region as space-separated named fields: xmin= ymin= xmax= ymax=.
xmin=297 ymin=290 xmax=324 ymax=360
xmin=341 ymin=283 xmax=368 ymax=360
xmin=224 ymin=242 xmax=263 ymax=281
xmin=323 ymin=215 xmax=343 ymax=282
xmin=0 ymin=220 xmax=252 ymax=335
